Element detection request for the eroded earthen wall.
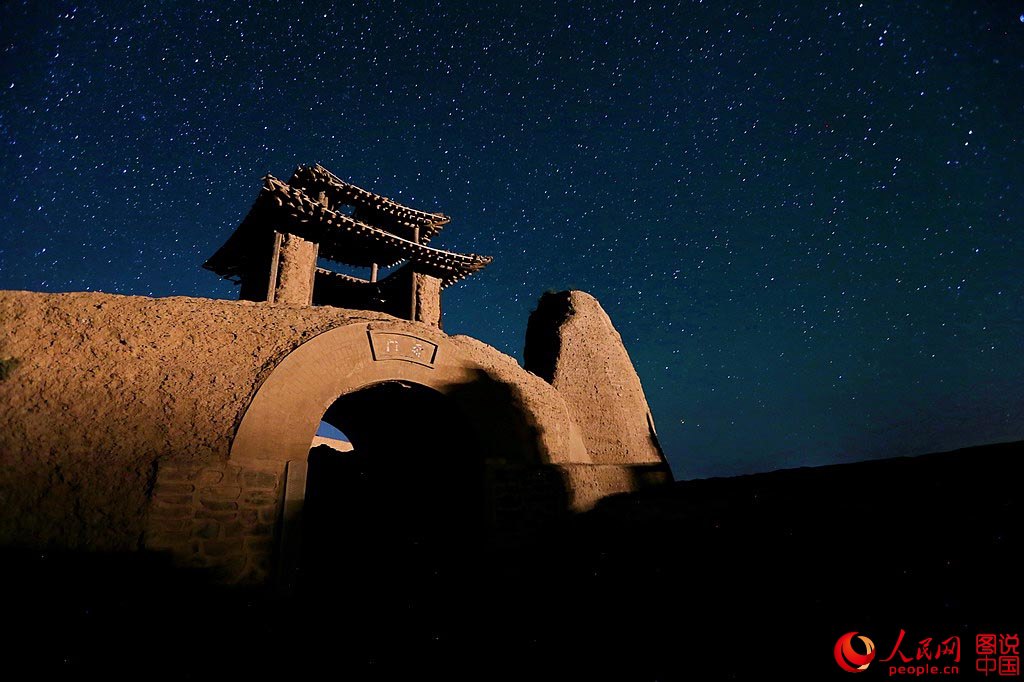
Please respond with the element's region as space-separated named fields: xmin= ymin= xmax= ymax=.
xmin=0 ymin=290 xmax=388 ymax=550
xmin=525 ymin=290 xmax=669 ymax=471
xmin=1 ymin=288 xmax=665 ymax=581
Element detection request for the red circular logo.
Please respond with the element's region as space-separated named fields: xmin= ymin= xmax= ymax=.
xmin=835 ymin=632 xmax=877 ymax=673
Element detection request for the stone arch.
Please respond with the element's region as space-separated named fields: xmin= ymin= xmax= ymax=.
xmin=229 ymin=321 xmax=590 ymax=468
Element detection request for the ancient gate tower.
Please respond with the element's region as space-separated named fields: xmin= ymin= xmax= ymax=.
xmin=0 ymin=165 xmax=672 ymax=585
xmin=204 ymin=164 xmax=491 ymax=326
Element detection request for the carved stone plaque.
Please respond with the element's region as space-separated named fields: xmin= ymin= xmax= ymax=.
xmin=367 ymin=331 xmax=438 ymax=368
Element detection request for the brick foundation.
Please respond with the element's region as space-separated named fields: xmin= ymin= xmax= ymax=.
xmin=144 ymin=460 xmax=286 ymax=584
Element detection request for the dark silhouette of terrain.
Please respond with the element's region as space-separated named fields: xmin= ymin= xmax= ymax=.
xmin=3 ymin=440 xmax=1020 ymax=680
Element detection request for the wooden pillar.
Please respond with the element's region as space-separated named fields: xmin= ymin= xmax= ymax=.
xmin=370 ymin=263 xmax=379 ymax=283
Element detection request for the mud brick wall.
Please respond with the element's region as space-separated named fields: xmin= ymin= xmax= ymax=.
xmin=145 ymin=461 xmax=286 ymax=584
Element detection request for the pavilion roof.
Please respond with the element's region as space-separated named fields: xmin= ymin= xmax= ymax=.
xmin=288 ymin=164 xmax=449 ymax=244
xmin=205 ymin=174 xmax=491 ymax=288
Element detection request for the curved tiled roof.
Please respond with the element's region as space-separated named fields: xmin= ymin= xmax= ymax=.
xmin=288 ymin=164 xmax=449 ymax=244
xmin=205 ymin=174 xmax=491 ymax=288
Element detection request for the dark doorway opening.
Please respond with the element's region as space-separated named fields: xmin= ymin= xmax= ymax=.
xmin=296 ymin=381 xmax=486 ymax=618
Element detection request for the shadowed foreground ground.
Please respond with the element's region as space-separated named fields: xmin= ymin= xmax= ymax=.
xmin=4 ymin=440 xmax=1021 ymax=680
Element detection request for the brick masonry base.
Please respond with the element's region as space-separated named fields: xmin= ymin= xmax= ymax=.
xmin=145 ymin=461 xmax=285 ymax=584
xmin=144 ymin=459 xmax=668 ymax=587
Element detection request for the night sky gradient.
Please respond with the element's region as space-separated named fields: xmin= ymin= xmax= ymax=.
xmin=2 ymin=1 xmax=1022 ymax=478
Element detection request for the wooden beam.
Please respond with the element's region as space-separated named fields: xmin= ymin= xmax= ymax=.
xmin=266 ymin=231 xmax=284 ymax=303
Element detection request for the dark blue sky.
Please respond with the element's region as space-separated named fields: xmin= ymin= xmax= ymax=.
xmin=3 ymin=1 xmax=1022 ymax=478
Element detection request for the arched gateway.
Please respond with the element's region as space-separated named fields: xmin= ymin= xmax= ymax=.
xmin=226 ymin=320 xmax=592 ymax=588
xmin=229 ymin=321 xmax=589 ymax=469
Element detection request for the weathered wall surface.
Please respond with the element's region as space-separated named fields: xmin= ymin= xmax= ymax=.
xmin=0 ymin=290 xmax=600 ymax=557
xmin=1 ymin=288 xmax=666 ymax=575
xmin=525 ymin=290 xmax=669 ymax=470
xmin=0 ymin=290 xmax=388 ymax=550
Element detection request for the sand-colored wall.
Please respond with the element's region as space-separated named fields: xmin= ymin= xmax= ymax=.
xmin=0 ymin=290 xmax=596 ymax=553
xmin=525 ymin=290 xmax=669 ymax=469
xmin=0 ymin=291 xmax=385 ymax=549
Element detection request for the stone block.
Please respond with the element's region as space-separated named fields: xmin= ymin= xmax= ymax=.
xmin=199 ymin=485 xmax=241 ymax=501
xmin=195 ymin=508 xmax=238 ymax=522
xmin=199 ymin=499 xmax=238 ymax=511
xmin=157 ymin=467 xmax=195 ymax=483
xmin=149 ymin=504 xmax=191 ymax=520
xmin=222 ymin=521 xmax=248 ymax=538
xmin=242 ymin=471 xmax=278 ymax=490
xmin=152 ymin=493 xmax=193 ymax=506
xmin=153 ymin=482 xmax=195 ymax=496
xmin=242 ymin=490 xmax=276 ymax=506
xmin=197 ymin=469 xmax=224 ymax=486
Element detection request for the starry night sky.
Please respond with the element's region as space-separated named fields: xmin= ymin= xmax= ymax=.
xmin=2 ymin=1 xmax=1023 ymax=478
